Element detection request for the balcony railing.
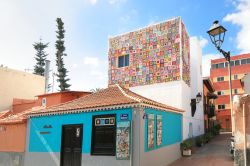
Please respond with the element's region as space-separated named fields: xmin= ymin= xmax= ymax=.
xmin=204 ymin=104 xmax=215 ymax=118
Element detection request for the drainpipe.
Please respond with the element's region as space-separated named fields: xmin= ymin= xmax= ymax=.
xmin=243 ymin=102 xmax=247 ymax=166
xmin=130 ymin=111 xmax=134 ymax=166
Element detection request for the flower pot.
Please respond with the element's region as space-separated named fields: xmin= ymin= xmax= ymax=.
xmin=182 ymin=149 xmax=192 ymax=156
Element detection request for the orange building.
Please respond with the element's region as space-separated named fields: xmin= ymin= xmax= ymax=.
xmin=210 ymin=53 xmax=250 ymax=131
xmin=203 ymin=77 xmax=217 ymax=132
xmin=0 ymin=91 xmax=91 ymax=164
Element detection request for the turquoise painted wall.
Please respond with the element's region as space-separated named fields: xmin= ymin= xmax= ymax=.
xmin=144 ymin=108 xmax=182 ymax=152
xmin=28 ymin=108 xmax=132 ymax=153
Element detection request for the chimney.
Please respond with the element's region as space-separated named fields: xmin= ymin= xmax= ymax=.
xmin=44 ymin=60 xmax=50 ymax=93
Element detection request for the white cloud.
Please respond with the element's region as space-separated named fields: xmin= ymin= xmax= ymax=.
xmin=198 ymin=36 xmax=208 ymax=48
xmin=223 ymin=0 xmax=250 ymax=53
xmin=83 ymin=57 xmax=100 ymax=67
xmin=202 ymin=53 xmax=223 ymax=77
xmin=0 ymin=1 xmax=108 ymax=92
xmin=108 ymin=0 xmax=126 ymax=5
xmin=89 ymin=0 xmax=98 ymax=5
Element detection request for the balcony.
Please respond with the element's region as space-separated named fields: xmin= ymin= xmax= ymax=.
xmin=205 ymin=104 xmax=215 ymax=118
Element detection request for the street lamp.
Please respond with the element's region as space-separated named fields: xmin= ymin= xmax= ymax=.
xmin=207 ymin=20 xmax=234 ymax=135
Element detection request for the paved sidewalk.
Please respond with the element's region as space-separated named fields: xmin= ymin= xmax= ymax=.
xmin=169 ymin=133 xmax=234 ymax=166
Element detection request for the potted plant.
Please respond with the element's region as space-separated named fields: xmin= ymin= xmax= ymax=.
xmin=180 ymin=139 xmax=192 ymax=156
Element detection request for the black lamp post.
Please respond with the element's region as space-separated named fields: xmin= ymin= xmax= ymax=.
xmin=207 ymin=20 xmax=234 ymax=135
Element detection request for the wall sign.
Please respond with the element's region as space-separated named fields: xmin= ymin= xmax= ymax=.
xmin=120 ymin=114 xmax=129 ymax=120
xmin=40 ymin=131 xmax=50 ymax=135
xmin=76 ymin=128 xmax=80 ymax=137
xmin=116 ymin=121 xmax=130 ymax=160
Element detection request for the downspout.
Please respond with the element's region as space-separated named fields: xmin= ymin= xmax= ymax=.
xmin=130 ymin=110 xmax=134 ymax=166
xmin=243 ymin=102 xmax=247 ymax=166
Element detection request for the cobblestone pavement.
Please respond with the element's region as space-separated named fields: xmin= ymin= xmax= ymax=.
xmin=169 ymin=133 xmax=234 ymax=166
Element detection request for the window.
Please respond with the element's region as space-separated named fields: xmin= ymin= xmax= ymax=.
xmin=234 ymin=89 xmax=238 ymax=94
xmin=225 ymin=62 xmax=228 ymax=67
xmin=247 ymin=58 xmax=250 ymax=64
xmin=218 ymin=105 xmax=225 ymax=110
xmin=217 ymin=91 xmax=224 ymax=96
xmin=235 ymin=60 xmax=240 ymax=66
xmin=218 ymin=63 xmax=224 ymax=68
xmin=217 ymin=77 xmax=224 ymax=82
xmin=91 ymin=114 xmax=116 ymax=156
xmin=211 ymin=64 xmax=217 ymax=69
xmin=241 ymin=59 xmax=247 ymax=65
xmin=118 ymin=54 xmax=129 ymax=68
xmin=234 ymin=75 xmax=238 ymax=80
xmin=230 ymin=61 xmax=235 ymax=66
xmin=42 ymin=98 xmax=46 ymax=107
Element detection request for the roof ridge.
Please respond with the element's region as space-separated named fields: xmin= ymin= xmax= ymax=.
xmin=115 ymin=84 xmax=142 ymax=103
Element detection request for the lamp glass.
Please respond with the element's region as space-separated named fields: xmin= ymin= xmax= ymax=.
xmin=196 ymin=93 xmax=202 ymax=103
xmin=207 ymin=21 xmax=227 ymax=48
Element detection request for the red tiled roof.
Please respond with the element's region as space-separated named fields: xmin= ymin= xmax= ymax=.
xmin=211 ymin=53 xmax=250 ymax=64
xmin=0 ymin=110 xmax=9 ymax=119
xmin=0 ymin=106 xmax=44 ymax=124
xmin=29 ymin=85 xmax=184 ymax=117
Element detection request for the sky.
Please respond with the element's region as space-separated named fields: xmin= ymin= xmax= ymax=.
xmin=0 ymin=0 xmax=250 ymax=91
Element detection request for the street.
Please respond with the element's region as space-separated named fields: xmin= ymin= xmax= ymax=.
xmin=169 ymin=133 xmax=234 ymax=166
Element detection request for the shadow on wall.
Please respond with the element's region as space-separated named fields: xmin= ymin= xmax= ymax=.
xmin=0 ymin=152 xmax=24 ymax=166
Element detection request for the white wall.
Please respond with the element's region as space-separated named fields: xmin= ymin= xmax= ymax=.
xmin=189 ymin=37 xmax=204 ymax=137
xmin=130 ymin=81 xmax=189 ymax=110
xmin=130 ymin=80 xmax=191 ymax=139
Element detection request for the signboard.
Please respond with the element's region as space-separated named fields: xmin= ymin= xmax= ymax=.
xmin=116 ymin=121 xmax=130 ymax=160
xmin=120 ymin=114 xmax=129 ymax=120
xmin=95 ymin=117 xmax=115 ymax=126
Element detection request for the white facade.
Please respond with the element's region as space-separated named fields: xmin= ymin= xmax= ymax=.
xmin=189 ymin=37 xmax=204 ymax=138
xmin=130 ymin=37 xmax=204 ymax=140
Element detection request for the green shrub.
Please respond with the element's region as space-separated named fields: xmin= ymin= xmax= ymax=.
xmin=181 ymin=138 xmax=193 ymax=150
xmin=204 ymin=132 xmax=213 ymax=142
xmin=195 ymin=136 xmax=203 ymax=147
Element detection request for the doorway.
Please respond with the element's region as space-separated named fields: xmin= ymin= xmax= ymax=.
xmin=61 ymin=124 xmax=83 ymax=166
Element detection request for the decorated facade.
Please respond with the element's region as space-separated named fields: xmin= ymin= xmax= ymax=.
xmin=108 ymin=17 xmax=190 ymax=88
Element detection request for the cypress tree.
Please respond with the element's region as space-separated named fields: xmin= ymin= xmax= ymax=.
xmin=33 ymin=39 xmax=48 ymax=76
xmin=55 ymin=18 xmax=71 ymax=91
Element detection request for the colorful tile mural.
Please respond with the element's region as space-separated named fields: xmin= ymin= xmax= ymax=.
xmin=108 ymin=17 xmax=190 ymax=88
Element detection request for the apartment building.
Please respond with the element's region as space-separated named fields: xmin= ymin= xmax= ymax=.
xmin=210 ymin=53 xmax=250 ymax=131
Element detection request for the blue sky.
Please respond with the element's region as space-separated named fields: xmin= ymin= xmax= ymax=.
xmin=0 ymin=0 xmax=249 ymax=91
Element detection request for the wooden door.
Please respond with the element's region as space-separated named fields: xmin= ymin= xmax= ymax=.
xmin=61 ymin=124 xmax=83 ymax=166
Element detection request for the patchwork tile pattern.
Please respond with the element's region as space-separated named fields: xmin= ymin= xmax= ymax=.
xmin=108 ymin=17 xmax=190 ymax=88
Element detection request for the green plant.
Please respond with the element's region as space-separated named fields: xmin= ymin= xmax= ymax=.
xmin=181 ymin=139 xmax=193 ymax=150
xmin=211 ymin=124 xmax=221 ymax=135
xmin=204 ymin=132 xmax=213 ymax=142
xmin=195 ymin=136 xmax=203 ymax=147
xmin=202 ymin=136 xmax=207 ymax=144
